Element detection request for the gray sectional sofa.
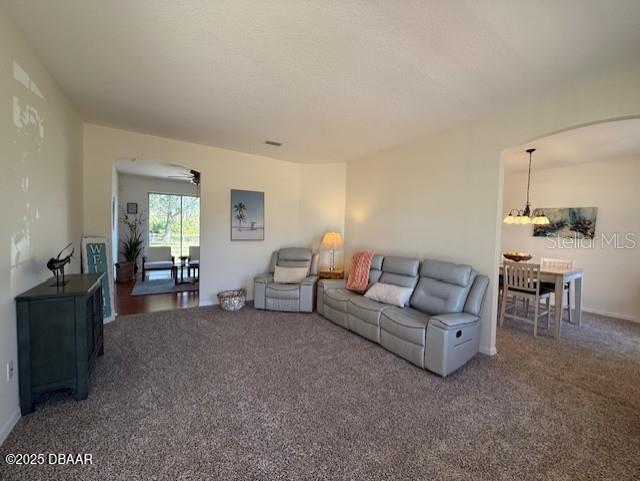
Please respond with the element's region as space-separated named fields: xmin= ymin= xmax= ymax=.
xmin=317 ymin=255 xmax=489 ymax=376
xmin=254 ymin=248 xmax=319 ymax=312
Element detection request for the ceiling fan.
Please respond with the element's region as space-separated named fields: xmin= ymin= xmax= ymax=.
xmin=168 ymin=169 xmax=200 ymax=186
xmin=168 ymin=169 xmax=201 ymax=196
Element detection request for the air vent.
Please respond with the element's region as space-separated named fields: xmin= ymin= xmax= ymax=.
xmin=265 ymin=140 xmax=283 ymax=147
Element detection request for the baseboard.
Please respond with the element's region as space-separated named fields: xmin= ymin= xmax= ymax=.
xmin=581 ymin=307 xmax=640 ymax=324
xmin=479 ymin=345 xmax=497 ymax=356
xmin=513 ymin=300 xmax=640 ymax=324
xmin=199 ymin=296 xmax=255 ymax=308
xmin=0 ymin=408 xmax=21 ymax=446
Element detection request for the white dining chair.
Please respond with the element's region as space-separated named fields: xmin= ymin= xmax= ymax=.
xmin=540 ymin=257 xmax=575 ymax=322
xmin=500 ymin=261 xmax=553 ymax=337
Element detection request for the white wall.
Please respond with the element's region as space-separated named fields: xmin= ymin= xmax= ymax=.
xmin=111 ymin=165 xmax=118 ymax=265
xmin=502 ymin=157 xmax=640 ymax=322
xmin=345 ymin=58 xmax=640 ymax=356
xmin=0 ymin=11 xmax=83 ymax=443
xmin=299 ymin=163 xmax=346 ymax=270
xmin=83 ymin=124 xmax=346 ymax=305
xmin=117 ymin=173 xmax=198 ymax=259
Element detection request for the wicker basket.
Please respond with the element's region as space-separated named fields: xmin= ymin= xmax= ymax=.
xmin=217 ymin=288 xmax=246 ymax=311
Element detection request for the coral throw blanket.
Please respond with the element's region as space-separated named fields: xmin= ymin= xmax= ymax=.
xmin=347 ymin=251 xmax=375 ymax=292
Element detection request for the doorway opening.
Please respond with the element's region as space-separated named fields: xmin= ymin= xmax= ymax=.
xmin=496 ymin=117 xmax=640 ymax=348
xmin=112 ymin=158 xmax=201 ymax=316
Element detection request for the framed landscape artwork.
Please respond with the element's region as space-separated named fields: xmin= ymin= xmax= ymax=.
xmin=533 ymin=207 xmax=598 ymax=239
xmin=231 ymin=189 xmax=264 ymax=241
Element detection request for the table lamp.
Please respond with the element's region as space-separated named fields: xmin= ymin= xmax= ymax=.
xmin=320 ymin=232 xmax=343 ymax=271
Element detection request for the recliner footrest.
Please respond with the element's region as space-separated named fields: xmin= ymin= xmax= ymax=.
xmin=425 ymin=313 xmax=480 ymax=376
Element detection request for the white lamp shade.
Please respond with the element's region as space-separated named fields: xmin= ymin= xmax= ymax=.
xmin=531 ymin=215 xmax=550 ymax=225
xmin=320 ymin=232 xmax=343 ymax=250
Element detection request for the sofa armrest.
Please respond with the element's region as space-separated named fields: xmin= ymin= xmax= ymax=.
xmin=254 ymin=273 xmax=274 ymax=284
xmin=430 ymin=312 xmax=480 ymax=330
xmin=301 ymin=275 xmax=318 ymax=286
xmin=316 ymin=279 xmax=346 ymax=315
xmin=318 ymin=279 xmax=347 ymax=289
xmin=254 ymin=273 xmax=272 ymax=310
xmin=299 ymin=277 xmax=317 ymax=312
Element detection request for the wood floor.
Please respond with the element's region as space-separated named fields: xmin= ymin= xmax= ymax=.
xmin=115 ymin=273 xmax=199 ymax=316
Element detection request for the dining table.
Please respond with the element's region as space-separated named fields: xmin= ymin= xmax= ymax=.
xmin=499 ymin=263 xmax=584 ymax=339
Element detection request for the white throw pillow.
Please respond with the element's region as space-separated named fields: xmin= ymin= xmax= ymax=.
xmin=273 ymin=266 xmax=308 ymax=284
xmin=364 ymin=282 xmax=413 ymax=307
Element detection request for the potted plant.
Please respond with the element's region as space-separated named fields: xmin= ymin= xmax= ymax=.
xmin=116 ymin=208 xmax=144 ymax=283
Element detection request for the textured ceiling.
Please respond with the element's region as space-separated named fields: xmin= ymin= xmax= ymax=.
xmin=115 ymin=158 xmax=192 ymax=180
xmin=3 ymin=0 xmax=640 ymax=163
xmin=503 ymin=119 xmax=640 ymax=173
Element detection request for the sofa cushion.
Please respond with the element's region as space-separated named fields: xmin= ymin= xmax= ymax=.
xmin=348 ymin=295 xmax=393 ymax=326
xmin=364 ymin=283 xmax=413 ymax=307
xmin=463 ymin=274 xmax=489 ymax=316
xmin=269 ymin=248 xmax=312 ymax=273
xmin=266 ymin=298 xmax=299 ymax=311
xmin=309 ymin=253 xmax=320 ymax=276
xmin=146 ymin=246 xmax=172 ymax=262
xmin=410 ymin=277 xmax=473 ymax=316
xmin=380 ymin=307 xmax=430 ymax=346
xmin=382 ymin=256 xmax=420 ymax=277
xmin=324 ymin=288 xmax=360 ymax=313
xmin=420 ymin=259 xmax=472 ymax=287
xmin=379 ymin=256 xmax=419 ymax=289
xmin=278 ymin=247 xmax=312 ymax=269
xmin=144 ymin=260 xmax=173 ymax=269
xmin=273 ymin=266 xmax=308 ymax=284
xmin=368 ymin=254 xmax=384 ymax=284
xmin=266 ymin=283 xmax=300 ymax=300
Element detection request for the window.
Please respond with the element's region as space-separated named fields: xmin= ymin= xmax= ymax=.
xmin=148 ymin=193 xmax=200 ymax=258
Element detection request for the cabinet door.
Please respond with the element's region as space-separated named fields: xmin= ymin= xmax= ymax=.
xmin=85 ymin=295 xmax=95 ymax=357
xmin=30 ymin=299 xmax=76 ymax=386
xmin=94 ymin=287 xmax=104 ymax=347
xmin=93 ymin=288 xmax=102 ymax=347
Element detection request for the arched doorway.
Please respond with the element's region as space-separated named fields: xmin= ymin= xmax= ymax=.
xmin=496 ymin=117 xmax=640 ymax=345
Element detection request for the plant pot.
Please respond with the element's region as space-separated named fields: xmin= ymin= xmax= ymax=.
xmin=116 ymin=261 xmax=134 ymax=283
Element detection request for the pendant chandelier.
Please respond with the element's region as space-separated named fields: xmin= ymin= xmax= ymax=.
xmin=503 ymin=148 xmax=550 ymax=225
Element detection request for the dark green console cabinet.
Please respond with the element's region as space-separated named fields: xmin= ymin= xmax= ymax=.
xmin=15 ymin=273 xmax=105 ymax=415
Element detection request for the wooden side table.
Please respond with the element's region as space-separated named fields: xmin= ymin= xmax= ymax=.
xmin=319 ymin=270 xmax=344 ymax=280
xmin=175 ymin=256 xmax=190 ymax=285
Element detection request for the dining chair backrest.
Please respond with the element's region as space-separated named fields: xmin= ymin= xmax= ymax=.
xmin=540 ymin=257 xmax=575 ymax=270
xmin=503 ymin=261 xmax=541 ymax=294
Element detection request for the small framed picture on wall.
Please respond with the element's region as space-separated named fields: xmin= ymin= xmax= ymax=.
xmin=126 ymin=202 xmax=138 ymax=214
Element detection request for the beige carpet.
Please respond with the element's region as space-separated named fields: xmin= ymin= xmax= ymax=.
xmin=1 ymin=307 xmax=638 ymax=480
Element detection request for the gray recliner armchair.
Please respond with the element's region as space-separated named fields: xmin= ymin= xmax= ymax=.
xmin=254 ymin=248 xmax=319 ymax=312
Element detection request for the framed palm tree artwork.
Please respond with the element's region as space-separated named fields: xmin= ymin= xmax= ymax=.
xmin=231 ymin=189 xmax=264 ymax=240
